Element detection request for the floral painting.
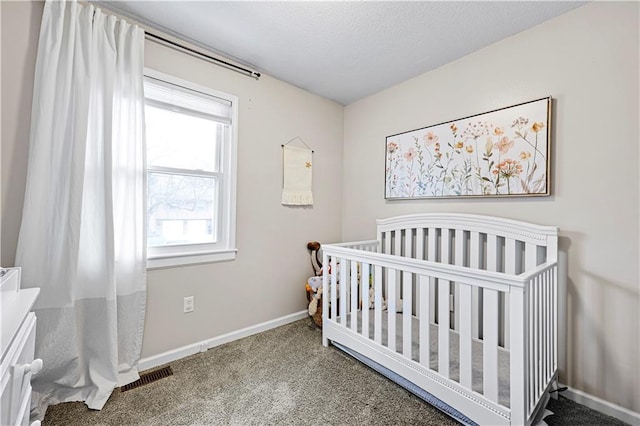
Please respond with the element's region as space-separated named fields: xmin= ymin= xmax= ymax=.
xmin=385 ymin=97 xmax=551 ymax=199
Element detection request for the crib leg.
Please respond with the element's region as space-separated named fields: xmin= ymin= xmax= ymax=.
xmin=322 ymin=336 xmax=328 ymax=347
xmin=551 ymin=377 xmax=559 ymax=400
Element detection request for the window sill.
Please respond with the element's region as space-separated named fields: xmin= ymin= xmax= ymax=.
xmin=147 ymin=249 xmax=237 ymax=270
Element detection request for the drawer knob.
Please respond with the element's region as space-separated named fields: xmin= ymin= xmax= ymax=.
xmin=25 ymin=358 xmax=43 ymax=375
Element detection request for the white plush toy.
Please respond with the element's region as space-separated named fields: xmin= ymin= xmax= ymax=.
xmin=365 ymin=285 xmax=388 ymax=311
xmin=308 ymin=276 xmax=322 ymax=291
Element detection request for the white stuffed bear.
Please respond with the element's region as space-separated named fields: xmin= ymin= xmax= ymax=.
xmin=365 ymin=285 xmax=388 ymax=311
xmin=308 ymin=276 xmax=322 ymax=291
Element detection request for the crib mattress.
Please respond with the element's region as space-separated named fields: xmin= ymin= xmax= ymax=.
xmin=341 ymin=311 xmax=511 ymax=408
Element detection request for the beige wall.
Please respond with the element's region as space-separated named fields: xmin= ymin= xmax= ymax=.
xmin=0 ymin=1 xmax=344 ymax=357
xmin=142 ymin=41 xmax=344 ymax=356
xmin=343 ymin=2 xmax=639 ymax=413
xmin=1 ymin=0 xmax=41 ymax=267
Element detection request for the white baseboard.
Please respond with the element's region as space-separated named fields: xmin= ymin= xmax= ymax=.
xmin=558 ymin=383 xmax=640 ymax=425
xmin=138 ymin=310 xmax=309 ymax=372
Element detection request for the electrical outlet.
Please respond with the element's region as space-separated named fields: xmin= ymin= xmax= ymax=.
xmin=183 ymin=296 xmax=194 ymax=313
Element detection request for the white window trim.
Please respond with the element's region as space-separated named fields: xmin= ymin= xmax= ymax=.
xmin=144 ymin=68 xmax=238 ymax=269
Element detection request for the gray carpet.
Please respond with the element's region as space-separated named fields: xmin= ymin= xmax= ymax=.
xmin=42 ymin=319 xmax=629 ymax=426
xmin=545 ymin=396 xmax=631 ymax=426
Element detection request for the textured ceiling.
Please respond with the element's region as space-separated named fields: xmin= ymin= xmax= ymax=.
xmin=97 ymin=1 xmax=585 ymax=105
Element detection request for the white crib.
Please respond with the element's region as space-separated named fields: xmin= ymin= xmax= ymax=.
xmin=321 ymin=213 xmax=558 ymax=426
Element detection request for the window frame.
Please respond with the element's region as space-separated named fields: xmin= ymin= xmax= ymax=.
xmin=144 ymin=68 xmax=238 ymax=269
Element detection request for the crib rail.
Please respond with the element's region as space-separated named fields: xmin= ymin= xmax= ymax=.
xmin=330 ymin=239 xmax=379 ymax=252
xmin=322 ymin=243 xmax=558 ymax=425
xmin=324 ymin=244 xmax=533 ymax=289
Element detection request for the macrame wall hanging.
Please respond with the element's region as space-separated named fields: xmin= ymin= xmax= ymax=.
xmin=281 ymin=137 xmax=314 ymax=206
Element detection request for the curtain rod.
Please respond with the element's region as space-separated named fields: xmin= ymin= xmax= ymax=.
xmin=84 ymin=1 xmax=260 ymax=79
xmin=145 ymin=32 xmax=261 ymax=80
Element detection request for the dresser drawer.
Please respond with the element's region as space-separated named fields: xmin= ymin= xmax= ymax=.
xmin=1 ymin=312 xmax=38 ymax=426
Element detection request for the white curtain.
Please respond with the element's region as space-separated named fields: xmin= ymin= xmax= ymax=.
xmin=16 ymin=0 xmax=146 ymax=419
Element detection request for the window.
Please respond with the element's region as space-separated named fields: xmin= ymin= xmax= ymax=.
xmin=144 ymin=69 xmax=238 ymax=268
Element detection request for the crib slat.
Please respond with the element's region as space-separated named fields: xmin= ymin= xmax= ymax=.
xmin=483 ymin=288 xmax=499 ymax=403
xmin=544 ymin=270 xmax=550 ymax=382
xmin=441 ymin=228 xmax=452 ymax=331
xmin=331 ymin=256 xmax=337 ymax=320
xmin=438 ymin=278 xmax=450 ymax=378
xmin=545 ymin=270 xmax=553 ymax=381
xmin=388 ymin=269 xmax=397 ymax=352
xmin=487 ymin=234 xmax=498 ymax=271
xmin=486 ymin=234 xmax=499 ymax=357
xmin=550 ymin=268 xmax=558 ymax=371
xmin=510 ymin=285 xmax=527 ymax=424
xmin=428 ymin=229 xmax=438 ymax=324
xmin=550 ymin=270 xmax=556 ymax=398
xmin=427 ymin=228 xmax=436 ymax=261
xmin=505 ymin=238 xmax=516 ymax=274
xmin=394 ymin=230 xmax=402 ymax=319
xmin=362 ymin=262 xmax=370 ymax=339
xmin=416 ymin=228 xmax=425 ymax=260
xmin=374 ymin=265 xmax=383 ymax=345
xmin=539 ymin=275 xmax=545 ymax=399
xmin=544 ymin=270 xmax=549 ymax=382
xmin=322 ymin=253 xmax=329 ymax=347
xmin=534 ymin=275 xmax=541 ymax=401
xmin=529 ymin=276 xmax=535 ymax=410
xmin=488 ymin=234 xmax=505 ymax=348
xmin=442 ymin=229 xmax=451 ymax=265
xmin=340 ymin=260 xmax=348 ymax=326
xmin=403 ymin=229 xmax=413 ymax=358
xmin=540 ymin=272 xmax=546 ymax=386
xmin=537 ymin=276 xmax=544 ymax=395
xmin=544 ymin=272 xmax=550 ymax=384
xmin=415 ymin=228 xmax=425 ymax=320
xmin=403 ymin=271 xmax=412 ymax=359
xmin=503 ymin=238 xmax=516 ymax=349
xmin=525 ymin=268 xmax=542 ymax=409
xmin=470 ymin=232 xmax=480 ymax=268
xmin=384 ymin=231 xmax=391 ymax=255
xmin=350 ymin=261 xmax=358 ymax=332
xmin=552 ymin=269 xmax=558 ymax=376
xmin=459 ymin=283 xmax=472 ymax=389
xmin=419 ymin=274 xmax=430 ymax=368
xmin=530 ymin=275 xmax=539 ymax=409
xmin=526 ymin=241 xmax=538 ymax=407
xmin=453 ymin=229 xmax=464 ymax=332
xmin=454 ymin=229 xmax=465 ymax=265
xmin=405 ymin=228 xmax=413 ymax=258
xmin=551 ymin=269 xmax=556 ymax=380
xmin=470 ymin=232 xmax=481 ymax=339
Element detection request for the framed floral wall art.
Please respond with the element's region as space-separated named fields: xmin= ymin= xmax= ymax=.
xmin=384 ymin=97 xmax=552 ymax=199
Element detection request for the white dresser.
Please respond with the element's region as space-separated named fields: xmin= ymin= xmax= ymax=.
xmin=0 ymin=268 xmax=41 ymax=426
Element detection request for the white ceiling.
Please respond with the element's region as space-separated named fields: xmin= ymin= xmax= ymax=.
xmin=97 ymin=1 xmax=586 ymax=105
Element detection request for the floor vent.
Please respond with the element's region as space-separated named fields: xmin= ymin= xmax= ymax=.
xmin=120 ymin=366 xmax=173 ymax=392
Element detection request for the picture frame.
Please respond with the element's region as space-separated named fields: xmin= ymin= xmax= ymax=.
xmin=384 ymin=97 xmax=552 ymax=199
